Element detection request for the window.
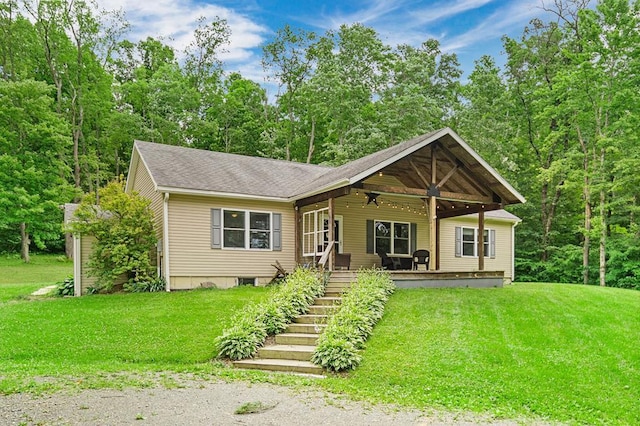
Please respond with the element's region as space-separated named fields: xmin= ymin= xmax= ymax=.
xmin=302 ymin=208 xmax=343 ymax=256
xmin=456 ymin=226 xmax=495 ymax=258
xmin=222 ymin=209 xmax=271 ymax=250
xmin=375 ymin=220 xmax=410 ymax=255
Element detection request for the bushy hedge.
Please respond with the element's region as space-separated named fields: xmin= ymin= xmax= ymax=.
xmin=311 ymin=269 xmax=395 ymax=371
xmin=215 ymin=268 xmax=325 ymax=360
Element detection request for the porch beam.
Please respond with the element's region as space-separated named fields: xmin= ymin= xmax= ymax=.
xmin=437 ymin=164 xmax=459 ymax=188
xmin=436 ymin=143 xmax=491 ymax=197
xmin=478 ymin=210 xmax=485 ymax=270
xmin=439 ymin=191 xmax=493 ymax=204
xmin=436 ymin=203 xmax=502 ymax=219
xmin=295 ymin=186 xmax=351 ymax=208
xmin=360 ymin=183 xmax=493 ymax=204
xmin=409 ymin=159 xmax=430 ymax=188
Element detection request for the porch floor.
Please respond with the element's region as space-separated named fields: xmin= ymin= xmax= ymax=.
xmin=384 ymin=270 xmax=505 ymax=288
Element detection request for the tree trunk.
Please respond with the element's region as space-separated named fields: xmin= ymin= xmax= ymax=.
xmin=577 ymin=125 xmax=591 ymax=284
xmin=20 ymin=222 xmax=30 ymax=263
xmin=306 ymin=117 xmax=315 ymax=164
xmin=599 ymin=148 xmax=606 ymax=287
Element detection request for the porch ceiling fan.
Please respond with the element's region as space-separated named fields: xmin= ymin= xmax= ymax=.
xmin=365 ymin=192 xmax=379 ymax=206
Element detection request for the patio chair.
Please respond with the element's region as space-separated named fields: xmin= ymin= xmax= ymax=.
xmin=377 ymin=249 xmax=401 ymax=270
xmin=412 ymin=249 xmax=430 ymax=270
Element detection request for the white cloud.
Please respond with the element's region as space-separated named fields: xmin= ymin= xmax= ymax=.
xmin=97 ymin=0 xmax=268 ymax=66
xmin=440 ymin=0 xmax=539 ymax=52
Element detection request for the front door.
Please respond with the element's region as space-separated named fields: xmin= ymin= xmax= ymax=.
xmin=323 ymin=215 xmax=343 ymax=254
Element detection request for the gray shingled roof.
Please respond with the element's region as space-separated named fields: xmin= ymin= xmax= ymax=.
xmin=134 ymin=127 xmax=524 ymax=205
xmin=134 ymin=141 xmax=332 ymax=199
xmin=291 ymin=130 xmax=441 ymax=197
xmin=455 ymin=209 xmax=522 ymax=222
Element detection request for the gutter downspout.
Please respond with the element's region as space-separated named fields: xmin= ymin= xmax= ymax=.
xmin=512 ymin=221 xmax=520 ymax=283
xmin=73 ymin=234 xmax=81 ymax=296
xmin=163 ymin=192 xmax=171 ymax=292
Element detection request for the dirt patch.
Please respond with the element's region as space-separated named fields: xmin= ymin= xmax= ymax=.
xmin=0 ymin=377 xmax=552 ymax=425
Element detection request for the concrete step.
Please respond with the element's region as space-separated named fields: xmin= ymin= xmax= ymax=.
xmin=307 ymin=305 xmax=339 ymax=315
xmin=275 ymin=333 xmax=319 ymax=345
xmin=323 ymin=290 xmax=344 ymax=298
xmin=233 ymin=358 xmax=323 ymax=375
xmin=257 ymin=344 xmax=316 ymax=361
xmin=286 ymin=323 xmax=327 ymax=334
xmin=330 ymin=271 xmax=358 ymax=277
xmin=327 ymin=275 xmax=356 ymax=283
xmin=294 ymin=314 xmax=328 ymax=324
xmin=326 ymin=282 xmax=352 ymax=289
xmin=314 ymin=296 xmax=341 ymax=306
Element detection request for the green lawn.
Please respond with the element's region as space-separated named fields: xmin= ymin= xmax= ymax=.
xmin=1 ymin=261 xmax=638 ymax=424
xmin=321 ymin=284 xmax=640 ymax=425
xmin=0 ymin=254 xmax=73 ymax=302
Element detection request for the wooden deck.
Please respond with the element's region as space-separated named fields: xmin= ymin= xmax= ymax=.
xmin=387 ymin=270 xmax=505 ymax=288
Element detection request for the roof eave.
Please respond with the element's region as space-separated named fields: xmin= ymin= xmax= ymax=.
xmin=446 ymin=130 xmax=527 ymax=205
xmin=290 ymin=179 xmax=352 ymax=202
xmin=157 ymin=185 xmax=292 ymax=202
xmin=347 ymin=129 xmax=449 ymax=185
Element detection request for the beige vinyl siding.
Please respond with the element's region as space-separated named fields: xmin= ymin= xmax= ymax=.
xmin=167 ymin=194 xmax=295 ymax=289
xmin=301 ymin=175 xmax=431 ymax=270
xmin=79 ymin=234 xmax=97 ymax=294
xmin=130 ymin=155 xmax=164 ymax=240
xmin=439 ymin=217 xmax=514 ymax=280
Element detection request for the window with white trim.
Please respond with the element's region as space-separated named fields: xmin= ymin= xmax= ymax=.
xmin=458 ymin=226 xmax=494 ymax=257
xmin=375 ymin=220 xmax=410 ymax=255
xmin=222 ymin=209 xmax=272 ymax=250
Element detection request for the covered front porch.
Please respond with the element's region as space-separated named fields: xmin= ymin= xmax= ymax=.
xmin=291 ymin=129 xmax=525 ymax=281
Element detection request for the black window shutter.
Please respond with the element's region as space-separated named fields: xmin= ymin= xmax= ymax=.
xmin=490 ymin=229 xmax=496 ymax=258
xmin=366 ymin=220 xmax=374 ymax=253
xmin=410 ymin=223 xmax=417 ymax=254
xmin=211 ymin=208 xmax=221 ymax=249
xmin=273 ymin=213 xmax=282 ymax=251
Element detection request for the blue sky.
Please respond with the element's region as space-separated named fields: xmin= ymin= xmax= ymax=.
xmin=101 ymin=0 xmax=546 ymax=95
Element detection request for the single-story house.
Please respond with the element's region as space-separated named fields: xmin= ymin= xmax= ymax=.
xmin=73 ymin=127 xmax=524 ymax=295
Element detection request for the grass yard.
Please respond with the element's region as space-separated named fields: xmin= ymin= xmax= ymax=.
xmin=321 ymin=284 xmax=640 ymax=425
xmin=1 ymin=259 xmax=639 ymax=424
xmin=0 ymin=254 xmax=73 ymax=302
xmin=0 ymin=287 xmax=269 ymax=378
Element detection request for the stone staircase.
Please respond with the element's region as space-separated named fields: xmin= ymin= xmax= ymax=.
xmin=233 ymin=270 xmax=357 ymax=375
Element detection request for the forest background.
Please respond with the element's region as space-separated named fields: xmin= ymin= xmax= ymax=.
xmin=1 ymin=0 xmax=639 ymax=289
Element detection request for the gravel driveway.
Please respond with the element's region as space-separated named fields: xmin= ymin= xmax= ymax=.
xmin=0 ymin=377 xmax=547 ymax=425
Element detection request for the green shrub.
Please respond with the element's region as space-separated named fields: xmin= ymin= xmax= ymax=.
xmin=256 ymin=302 xmax=288 ymax=335
xmin=55 ymin=276 xmax=75 ymax=296
xmin=312 ymin=269 xmax=394 ymax=371
xmin=311 ymin=334 xmax=362 ymax=371
xmin=215 ymin=320 xmax=267 ymax=360
xmin=215 ymin=267 xmax=324 ymax=360
xmin=125 ymin=277 xmax=166 ymax=293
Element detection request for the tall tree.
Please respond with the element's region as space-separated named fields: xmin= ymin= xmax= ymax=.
xmin=0 ymin=79 xmax=73 ymax=262
xmin=262 ymin=25 xmax=319 ymax=161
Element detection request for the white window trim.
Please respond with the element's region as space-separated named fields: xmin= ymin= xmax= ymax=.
xmin=302 ymin=208 xmax=343 ymax=256
xmin=374 ymin=220 xmax=411 ymax=256
xmin=222 ymin=209 xmax=273 ymax=251
xmin=460 ymin=226 xmax=494 ymax=258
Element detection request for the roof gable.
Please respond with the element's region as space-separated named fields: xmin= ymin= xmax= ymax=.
xmin=129 ymin=128 xmax=525 ymax=209
xmin=133 ymin=141 xmax=331 ymax=200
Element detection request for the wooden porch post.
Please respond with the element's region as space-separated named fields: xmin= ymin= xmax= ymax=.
xmin=436 ymin=217 xmax=441 ymax=270
xmin=478 ymin=210 xmax=485 ymax=270
xmin=328 ymin=197 xmax=335 ymax=271
xmin=429 ymin=146 xmax=437 ymax=271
